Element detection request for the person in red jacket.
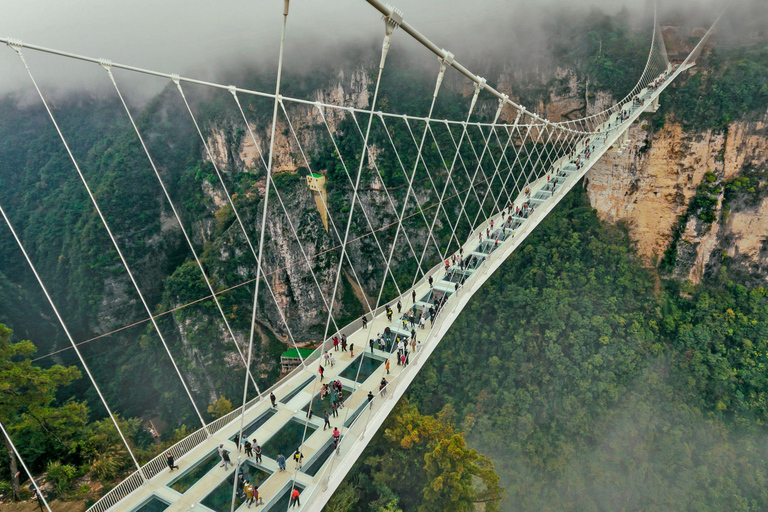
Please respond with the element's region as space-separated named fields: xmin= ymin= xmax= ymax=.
xmin=290 ymin=487 xmax=301 ymax=507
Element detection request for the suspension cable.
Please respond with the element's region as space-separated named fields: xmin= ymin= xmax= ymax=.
xmin=8 ymin=43 xmax=209 ymax=432
xmin=103 ymin=65 xmax=263 ymax=395
xmin=0 ymin=203 xmax=144 ymax=476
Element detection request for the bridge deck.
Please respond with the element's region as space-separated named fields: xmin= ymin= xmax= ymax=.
xmin=99 ymin=64 xmax=684 ymax=512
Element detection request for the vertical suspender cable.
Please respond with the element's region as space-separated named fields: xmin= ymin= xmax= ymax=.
xmin=9 ymin=44 xmax=209 ymax=432
xmin=0 ymin=204 xmax=144 ymax=477
xmin=232 ymin=1 xmax=290 ymax=510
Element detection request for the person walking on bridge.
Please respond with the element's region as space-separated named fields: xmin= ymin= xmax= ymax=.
xmin=166 ymin=452 xmax=179 ymax=472
xmin=270 ymin=392 xmax=277 ymax=408
xmin=324 ymin=411 xmax=331 ymax=430
xmin=276 ymin=453 xmax=286 ymax=472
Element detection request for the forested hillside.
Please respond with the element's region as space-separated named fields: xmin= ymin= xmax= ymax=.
xmin=332 ymin=188 xmax=768 ymax=511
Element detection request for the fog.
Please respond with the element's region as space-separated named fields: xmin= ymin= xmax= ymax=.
xmin=2 ymin=0 xmax=753 ymax=104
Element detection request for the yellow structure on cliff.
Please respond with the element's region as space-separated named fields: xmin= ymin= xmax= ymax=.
xmin=306 ymin=173 xmax=328 ymax=231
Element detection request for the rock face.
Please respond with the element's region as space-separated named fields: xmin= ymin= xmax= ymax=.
xmin=586 ymin=109 xmax=768 ymax=284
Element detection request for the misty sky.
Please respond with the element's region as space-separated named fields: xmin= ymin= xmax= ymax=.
xmin=0 ymin=0 xmax=734 ymax=101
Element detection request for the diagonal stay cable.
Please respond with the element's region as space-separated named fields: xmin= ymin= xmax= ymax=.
xmin=314 ymin=104 xmax=403 ymax=299
xmin=410 ymin=84 xmax=484 ymax=277
xmin=104 ymin=65 xmax=263 ymax=395
xmin=231 ymin=92 xmax=346 ymax=347
xmin=278 ymin=100 xmax=375 ymax=319
xmin=29 ymin=176 xmax=491 ymax=366
xmin=0 ymin=420 xmax=54 ymax=511
xmin=347 ymin=109 xmax=425 ymax=276
xmin=9 ymin=44 xmax=209 ymax=431
xmin=0 ymin=203 xmax=144 ymax=476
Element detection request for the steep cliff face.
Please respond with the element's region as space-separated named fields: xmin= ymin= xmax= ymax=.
xmin=586 ymin=109 xmax=768 ymax=283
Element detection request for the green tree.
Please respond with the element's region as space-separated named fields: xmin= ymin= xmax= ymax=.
xmin=207 ymin=396 xmax=233 ymax=419
xmin=0 ymin=324 xmax=81 ymax=500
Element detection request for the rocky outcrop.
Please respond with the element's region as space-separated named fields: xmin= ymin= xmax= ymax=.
xmin=586 ymin=109 xmax=768 ymax=284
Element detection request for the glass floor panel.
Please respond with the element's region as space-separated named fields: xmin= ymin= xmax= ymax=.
xmin=279 ymin=376 xmax=316 ymax=404
xmin=533 ymin=191 xmax=552 ymax=200
xmin=167 ymin=450 xmax=220 ymax=494
xmin=265 ymin=482 xmax=306 ymax=512
xmin=344 ymin=400 xmax=368 ymax=428
xmin=261 ymin=418 xmax=317 ymax=460
xmin=474 ymin=241 xmax=499 ymax=254
xmin=200 ymin=461 xmax=271 ymax=512
xmin=491 ymin=229 xmax=510 ymax=241
xmin=338 ymin=353 xmax=385 ymax=383
xmin=132 ymin=496 xmax=170 ymax=512
xmin=442 ymin=269 xmax=469 ymax=284
xmin=504 ymin=218 xmax=524 ymax=230
xmin=229 ymin=408 xmax=277 ymax=443
xmin=462 ymin=255 xmax=485 ymax=270
xmin=419 ymin=288 xmax=453 ymax=305
xmin=302 ymin=435 xmax=341 ymax=477
xmin=302 ymin=385 xmax=355 ymax=418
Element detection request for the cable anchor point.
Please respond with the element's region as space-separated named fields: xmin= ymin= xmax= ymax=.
xmin=6 ymin=38 xmax=23 ymax=55
xmin=170 ymin=74 xmax=181 ymax=86
xmin=383 ymin=5 xmax=403 ymax=36
xmin=227 ymin=85 xmax=237 ymax=97
xmin=98 ymin=58 xmax=112 ymax=71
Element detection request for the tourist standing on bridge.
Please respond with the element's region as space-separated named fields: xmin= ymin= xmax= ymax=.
xmin=397 ymin=300 xmax=402 ymax=313
xmin=332 ymin=401 xmax=339 ymax=418
xmin=324 ymin=411 xmax=331 ymax=430
xmin=428 ymin=275 xmax=433 ymax=287
xmin=270 ymin=392 xmax=277 ymax=408
xmin=243 ymin=481 xmax=254 ymax=507
xmin=319 ymin=364 xmax=325 ymax=381
xmin=369 ymin=338 xmax=374 ymax=353
xmin=412 ymin=289 xmax=417 ymax=304
xmin=333 ymin=336 xmax=339 ymax=351
xmin=362 ymin=314 xmax=368 ymax=329
xmin=276 ymin=453 xmax=286 ymax=472
xmin=166 ymin=452 xmax=179 ymax=472
xmin=219 ymin=445 xmax=233 ymax=470
xmin=385 ymin=359 xmax=390 ymax=374
xmin=290 ymin=488 xmax=301 ymax=508
xmin=254 ymin=443 xmax=262 ymax=463
xmin=244 ymin=439 xmax=253 ymax=458
xmin=386 ymin=306 xmax=393 ymax=321
xmin=293 ymin=449 xmax=304 ymax=470
xmin=341 ymin=335 xmax=347 ymax=352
